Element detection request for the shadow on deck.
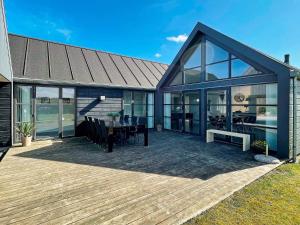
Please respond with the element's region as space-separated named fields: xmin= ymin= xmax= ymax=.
xmin=15 ymin=131 xmax=265 ymax=180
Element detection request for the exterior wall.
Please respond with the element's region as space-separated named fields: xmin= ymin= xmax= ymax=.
xmin=0 ymin=83 xmax=11 ymax=146
xmin=76 ymin=87 xmax=123 ymax=126
xmin=0 ymin=0 xmax=12 ymax=82
xmin=289 ymin=78 xmax=300 ymax=157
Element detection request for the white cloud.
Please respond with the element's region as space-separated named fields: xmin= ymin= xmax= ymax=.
xmin=56 ymin=28 xmax=72 ymax=41
xmin=166 ymin=34 xmax=188 ymax=43
xmin=154 ymin=53 xmax=162 ymax=58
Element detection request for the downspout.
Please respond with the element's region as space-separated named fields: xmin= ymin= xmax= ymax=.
xmin=291 ymin=70 xmax=300 ymax=162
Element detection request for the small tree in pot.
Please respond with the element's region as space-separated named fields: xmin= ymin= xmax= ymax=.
xmin=17 ymin=122 xmax=35 ymax=147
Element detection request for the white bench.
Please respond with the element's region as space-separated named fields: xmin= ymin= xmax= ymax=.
xmin=206 ymin=129 xmax=250 ymax=151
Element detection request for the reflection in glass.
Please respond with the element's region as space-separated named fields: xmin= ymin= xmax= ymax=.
xmin=184 ymin=67 xmax=201 ymax=84
xmin=206 ymin=61 xmax=229 ymax=80
xmin=164 ymin=93 xmax=183 ymax=131
xmin=170 ymin=71 xmax=182 ymax=86
xmin=15 ymin=86 xmax=33 ymax=142
xmin=184 ymin=92 xmax=200 ymax=134
xmin=231 ymin=84 xmax=277 ymax=105
xmin=62 ymin=88 xmax=75 ymax=137
xmin=207 ymin=89 xmax=227 ymax=131
xmin=36 ymin=87 xmax=59 ymax=139
xmin=206 ymin=41 xmax=229 ymax=64
xmin=231 ymin=83 xmax=278 ymax=151
xmin=182 ymin=43 xmax=201 ymax=69
xmin=231 ymin=59 xmax=261 ymax=77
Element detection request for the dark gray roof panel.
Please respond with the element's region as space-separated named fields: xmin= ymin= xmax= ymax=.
xmin=66 ymin=46 xmax=93 ymax=83
xmin=82 ymin=49 xmax=111 ymax=84
xmin=96 ymin=51 xmax=126 ymax=86
xmin=25 ymin=39 xmax=49 ymax=80
xmin=8 ymin=34 xmax=168 ymax=88
xmin=153 ymin=62 xmax=167 ymax=75
xmin=159 ymin=63 xmax=168 ymax=71
xmin=133 ymin=59 xmax=159 ymax=85
xmin=8 ymin=35 xmax=27 ymax=76
xmin=48 ymin=42 xmax=73 ymax=81
xmin=110 ymin=54 xmax=140 ymax=86
xmin=143 ymin=61 xmax=162 ymax=79
xmin=122 ymin=57 xmax=153 ymax=87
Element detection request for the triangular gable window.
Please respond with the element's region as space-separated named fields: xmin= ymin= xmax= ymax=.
xmin=182 ymin=43 xmax=201 ymax=69
xmin=169 ymin=71 xmax=182 ymax=86
xmin=231 ymin=58 xmax=262 ymax=77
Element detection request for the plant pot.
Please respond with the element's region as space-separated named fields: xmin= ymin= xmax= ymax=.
xmin=157 ymin=124 xmax=162 ymax=132
xmin=21 ymin=136 xmax=32 ymax=147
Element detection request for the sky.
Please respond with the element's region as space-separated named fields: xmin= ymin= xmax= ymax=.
xmin=4 ymin=0 xmax=300 ymax=67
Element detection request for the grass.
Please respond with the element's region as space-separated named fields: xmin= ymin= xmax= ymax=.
xmin=185 ymin=163 xmax=300 ymax=225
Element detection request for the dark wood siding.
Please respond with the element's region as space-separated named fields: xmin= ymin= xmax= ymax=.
xmin=0 ymin=83 xmax=11 ymax=146
xmin=76 ymin=87 xmax=123 ymax=126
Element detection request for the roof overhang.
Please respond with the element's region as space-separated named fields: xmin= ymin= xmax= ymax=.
xmin=13 ymin=77 xmax=156 ymax=91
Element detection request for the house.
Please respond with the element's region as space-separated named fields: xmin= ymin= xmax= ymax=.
xmin=156 ymin=22 xmax=300 ymax=159
xmin=1 ymin=0 xmax=300 ymax=160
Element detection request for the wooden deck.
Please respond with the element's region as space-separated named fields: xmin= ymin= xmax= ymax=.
xmin=0 ymin=132 xmax=280 ymax=225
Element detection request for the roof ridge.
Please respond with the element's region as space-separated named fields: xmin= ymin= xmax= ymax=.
xmin=8 ymin=33 xmax=169 ymax=67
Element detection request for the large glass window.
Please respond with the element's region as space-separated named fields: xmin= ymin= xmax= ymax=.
xmin=62 ymin=88 xmax=75 ymax=137
xmin=205 ymin=41 xmax=229 ymax=81
xmin=231 ymin=59 xmax=262 ymax=77
xmin=182 ymin=43 xmax=201 ymax=69
xmin=169 ymin=71 xmax=182 ymax=86
xmin=206 ymin=41 xmax=229 ymax=64
xmin=164 ymin=93 xmax=183 ymax=131
xmin=184 ymin=92 xmax=200 ymax=134
xmin=182 ymin=42 xmax=202 ymax=84
xmin=207 ymin=89 xmax=227 ymax=131
xmin=123 ymin=91 xmax=154 ymax=128
xmin=36 ymin=87 xmax=59 ymax=139
xmin=206 ymin=61 xmax=229 ymax=81
xmin=15 ymin=86 xmax=33 ymax=141
xmin=231 ymin=83 xmax=278 ymax=151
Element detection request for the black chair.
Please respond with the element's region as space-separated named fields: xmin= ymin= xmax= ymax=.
xmin=124 ymin=115 xmax=129 ymax=124
xmin=88 ymin=117 xmax=97 ymax=143
xmin=99 ymin=120 xmax=108 ymax=143
xmin=94 ymin=118 xmax=103 ymax=145
xmin=119 ymin=115 xmax=124 ymax=124
xmin=132 ymin=116 xmax=138 ymax=126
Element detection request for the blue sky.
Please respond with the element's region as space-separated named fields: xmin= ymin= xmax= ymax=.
xmin=4 ymin=0 xmax=300 ymax=67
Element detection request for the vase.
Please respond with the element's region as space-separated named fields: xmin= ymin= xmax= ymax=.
xmin=21 ymin=136 xmax=32 ymax=147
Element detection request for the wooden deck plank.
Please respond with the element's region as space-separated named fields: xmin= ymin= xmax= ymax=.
xmin=0 ymin=132 xmax=279 ymax=225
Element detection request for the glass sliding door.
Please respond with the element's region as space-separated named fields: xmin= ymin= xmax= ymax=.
xmin=184 ymin=91 xmax=200 ymax=134
xmin=207 ymin=89 xmax=227 ymax=130
xmin=15 ymin=86 xmax=33 ymax=142
xmin=163 ymin=92 xmax=183 ymax=131
xmin=36 ymin=87 xmax=59 ymax=139
xmin=231 ymin=83 xmax=278 ymax=151
xmin=62 ymin=88 xmax=75 ymax=137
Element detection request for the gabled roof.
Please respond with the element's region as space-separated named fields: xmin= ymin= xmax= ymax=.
xmin=8 ymin=34 xmax=168 ymax=90
xmin=158 ymin=22 xmax=300 ymax=88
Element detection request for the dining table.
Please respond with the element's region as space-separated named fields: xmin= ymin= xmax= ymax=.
xmin=105 ymin=121 xmax=148 ymax=152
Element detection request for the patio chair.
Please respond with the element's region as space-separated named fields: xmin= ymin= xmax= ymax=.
xmin=94 ymin=118 xmax=103 ymax=145
xmin=136 ymin=117 xmax=147 ymax=143
xmin=128 ymin=116 xmax=138 ymax=143
xmin=132 ymin=116 xmax=138 ymax=126
xmin=124 ymin=115 xmax=129 ymax=124
xmin=88 ymin=117 xmax=97 ymax=143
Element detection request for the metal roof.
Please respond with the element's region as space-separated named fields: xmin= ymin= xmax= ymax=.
xmin=8 ymin=34 xmax=168 ymax=89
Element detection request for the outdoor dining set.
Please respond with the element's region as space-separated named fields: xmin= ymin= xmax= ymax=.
xmin=84 ymin=115 xmax=148 ymax=152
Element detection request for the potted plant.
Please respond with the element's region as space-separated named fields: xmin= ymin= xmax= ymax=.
xmin=107 ymin=112 xmax=120 ymax=126
xmin=17 ymin=122 xmax=35 ymax=147
xmin=251 ymin=140 xmax=267 ymax=154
